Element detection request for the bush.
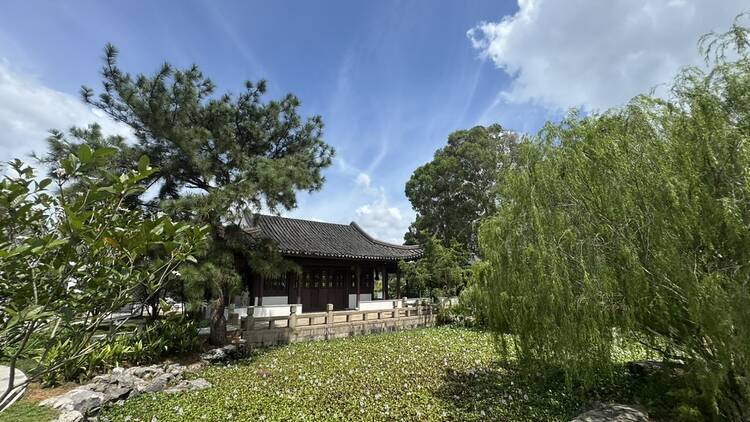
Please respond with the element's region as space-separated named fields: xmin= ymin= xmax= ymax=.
xmin=39 ymin=316 xmax=202 ymax=386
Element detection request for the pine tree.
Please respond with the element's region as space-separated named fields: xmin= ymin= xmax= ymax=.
xmin=45 ymin=44 xmax=334 ymax=344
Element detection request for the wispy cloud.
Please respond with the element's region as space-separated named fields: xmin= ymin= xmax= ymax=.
xmin=0 ymin=61 xmax=131 ymax=168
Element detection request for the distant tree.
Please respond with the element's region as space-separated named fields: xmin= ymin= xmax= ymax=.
xmin=43 ymin=44 xmax=334 ymax=345
xmin=404 ymin=124 xmax=518 ymax=254
xmin=479 ymin=18 xmax=750 ymax=420
xmin=398 ymin=236 xmax=470 ymax=298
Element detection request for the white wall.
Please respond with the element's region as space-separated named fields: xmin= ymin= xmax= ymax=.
xmin=254 ymin=296 xmax=288 ymax=306
xmin=348 ymin=293 xmax=373 ymax=309
xmin=252 ymin=304 xmax=302 ymax=317
xmin=358 ymin=299 xmax=400 ymax=311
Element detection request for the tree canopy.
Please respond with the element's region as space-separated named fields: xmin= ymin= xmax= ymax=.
xmin=404 ymin=124 xmax=518 ymax=254
xmin=42 ymin=44 xmax=335 ymax=344
xmin=478 ymin=19 xmax=750 ymax=420
xmin=0 ymin=147 xmax=205 ymax=402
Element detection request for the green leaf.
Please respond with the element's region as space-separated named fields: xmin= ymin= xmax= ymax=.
xmin=78 ymin=144 xmax=93 ymax=163
xmin=138 ymin=154 xmax=150 ymax=171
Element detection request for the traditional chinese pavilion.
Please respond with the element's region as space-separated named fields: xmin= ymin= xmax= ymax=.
xmin=243 ymin=215 xmax=423 ymax=312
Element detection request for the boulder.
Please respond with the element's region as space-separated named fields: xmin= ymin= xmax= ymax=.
xmin=571 ymin=404 xmax=648 ymax=422
xmin=166 ymin=363 xmax=185 ymax=375
xmin=200 ymin=347 xmax=227 ymax=362
xmin=40 ymin=389 xmax=105 ymax=414
xmin=138 ymin=373 xmax=173 ymax=394
xmin=124 ymin=365 xmax=164 ymax=380
xmin=163 ymin=378 xmax=212 ymax=394
xmin=53 ymin=410 xmax=84 ymax=422
xmin=41 ymin=362 xmax=211 ymax=418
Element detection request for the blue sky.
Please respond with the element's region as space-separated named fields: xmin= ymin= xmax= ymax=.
xmin=0 ymin=0 xmax=746 ymax=241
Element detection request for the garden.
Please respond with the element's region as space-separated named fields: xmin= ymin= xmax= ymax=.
xmin=3 ymin=15 xmax=750 ymax=422
xmin=98 ymin=326 xmax=661 ymax=422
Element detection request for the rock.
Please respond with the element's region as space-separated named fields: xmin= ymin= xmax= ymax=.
xmin=138 ymin=373 xmax=173 ymax=394
xmin=163 ymin=378 xmax=212 ymax=394
xmin=124 ymin=365 xmax=164 ymax=380
xmin=40 ymin=362 xmax=198 ymax=418
xmin=187 ymin=362 xmax=206 ymax=372
xmin=627 ymin=361 xmax=665 ymax=377
xmin=53 ymin=410 xmax=84 ymax=422
xmin=571 ymin=404 xmax=648 ymax=422
xmin=40 ymin=389 xmax=105 ymax=414
xmin=222 ymin=344 xmax=237 ymax=356
xmin=200 ymin=347 xmax=227 ymax=362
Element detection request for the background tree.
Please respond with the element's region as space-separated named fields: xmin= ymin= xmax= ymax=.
xmin=478 ymin=18 xmax=750 ymax=420
xmin=398 ymin=236 xmax=470 ymax=298
xmin=44 ymin=44 xmax=334 ymax=344
xmin=0 ymin=148 xmax=205 ymax=408
xmin=404 ymin=124 xmax=518 ymax=254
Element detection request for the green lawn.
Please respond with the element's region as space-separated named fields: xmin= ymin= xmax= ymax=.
xmin=0 ymin=401 xmax=57 ymax=422
xmin=98 ymin=326 xmax=657 ymax=422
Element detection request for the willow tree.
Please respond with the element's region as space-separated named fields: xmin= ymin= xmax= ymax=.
xmin=479 ymin=19 xmax=750 ymax=420
xmin=44 ymin=44 xmax=334 ymax=344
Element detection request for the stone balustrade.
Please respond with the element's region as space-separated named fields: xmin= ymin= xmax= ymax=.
xmin=241 ymin=299 xmax=436 ymax=347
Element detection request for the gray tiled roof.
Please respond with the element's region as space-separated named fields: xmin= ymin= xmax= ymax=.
xmin=251 ymin=214 xmax=422 ymax=261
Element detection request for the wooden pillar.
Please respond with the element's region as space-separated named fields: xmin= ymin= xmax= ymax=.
xmin=356 ymin=264 xmax=361 ymax=308
xmin=383 ymin=265 xmax=389 ymax=300
xmin=258 ymin=275 xmax=264 ymax=306
xmin=296 ymin=272 xmax=302 ymax=305
xmin=396 ymin=268 xmax=401 ymax=299
xmin=345 ymin=268 xmax=350 ymax=309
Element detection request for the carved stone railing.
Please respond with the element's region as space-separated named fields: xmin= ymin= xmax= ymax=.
xmin=241 ymin=299 xmax=436 ymax=346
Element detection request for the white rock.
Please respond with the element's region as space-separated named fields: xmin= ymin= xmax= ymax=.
xmin=53 ymin=410 xmax=84 ymax=422
xmin=571 ymin=404 xmax=648 ymax=422
xmin=40 ymin=389 xmax=105 ymax=414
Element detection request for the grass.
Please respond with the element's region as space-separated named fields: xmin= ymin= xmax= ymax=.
xmin=98 ymin=326 xmax=663 ymax=422
xmin=0 ymin=401 xmax=57 ymax=422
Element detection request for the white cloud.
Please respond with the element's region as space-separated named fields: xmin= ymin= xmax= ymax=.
xmin=352 ymin=172 xmax=412 ymax=244
xmin=355 ymin=172 xmax=372 ymax=189
xmin=355 ymin=198 xmax=410 ymax=244
xmin=468 ymin=0 xmax=747 ymax=112
xmin=0 ymin=61 xmax=132 ymax=168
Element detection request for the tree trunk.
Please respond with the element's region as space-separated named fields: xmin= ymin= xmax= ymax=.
xmin=209 ymin=298 xmax=227 ymax=346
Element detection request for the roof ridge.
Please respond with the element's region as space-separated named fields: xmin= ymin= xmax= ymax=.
xmin=257 ymin=213 xmax=351 ymax=228
xmin=349 ymin=221 xmax=421 ymax=250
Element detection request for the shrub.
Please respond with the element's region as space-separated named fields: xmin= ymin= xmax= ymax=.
xmin=39 ymin=317 xmax=202 ymax=386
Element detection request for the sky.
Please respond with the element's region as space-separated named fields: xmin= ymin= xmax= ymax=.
xmin=0 ymin=0 xmax=747 ymax=242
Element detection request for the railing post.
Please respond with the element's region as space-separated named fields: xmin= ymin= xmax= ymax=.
xmin=246 ymin=312 xmax=255 ymax=339
xmin=403 ymin=297 xmax=409 ymax=317
xmin=228 ymin=311 xmax=240 ymax=327
xmin=289 ymin=305 xmax=297 ymax=330
xmin=393 ymin=300 xmax=400 ymax=319
xmin=326 ymin=304 xmax=334 ymax=325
